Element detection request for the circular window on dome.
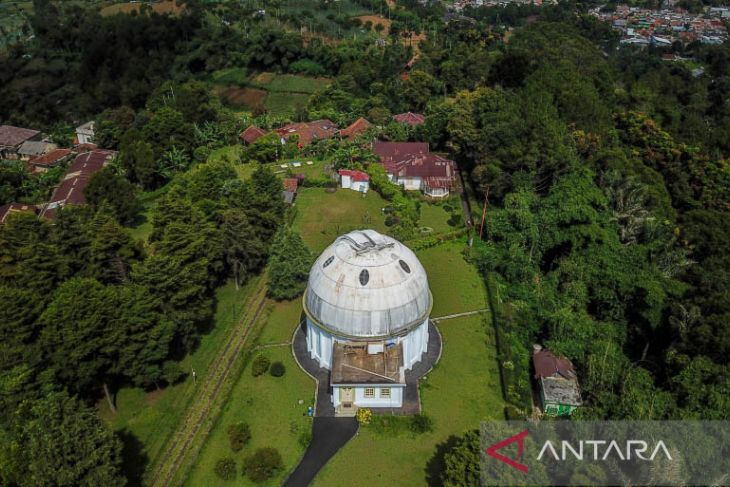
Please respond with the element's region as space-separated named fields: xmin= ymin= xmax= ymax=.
xmin=322 ymin=256 xmax=334 ymax=268
xmin=399 ymin=260 xmax=411 ymax=273
xmin=359 ymin=269 xmax=369 ymax=286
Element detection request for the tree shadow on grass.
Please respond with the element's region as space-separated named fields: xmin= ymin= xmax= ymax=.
xmin=425 ymin=434 xmax=460 ymax=487
xmin=117 ymin=429 xmax=149 ymax=487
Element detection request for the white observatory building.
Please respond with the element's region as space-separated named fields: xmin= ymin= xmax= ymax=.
xmin=303 ymin=229 xmax=432 ymax=413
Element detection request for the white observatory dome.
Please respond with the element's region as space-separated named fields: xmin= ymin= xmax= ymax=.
xmin=303 ymin=229 xmax=432 ymax=339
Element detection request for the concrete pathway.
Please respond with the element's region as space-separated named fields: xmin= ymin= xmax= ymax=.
xmin=431 ymin=308 xmax=489 ymax=323
xmin=283 ymin=417 xmax=358 ymax=487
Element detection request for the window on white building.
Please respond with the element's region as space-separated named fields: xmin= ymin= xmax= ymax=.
xmin=380 ymin=388 xmax=391 ymax=398
xmin=364 ymin=388 xmax=375 ymax=398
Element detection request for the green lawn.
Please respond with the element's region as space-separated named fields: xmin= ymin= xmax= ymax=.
xmin=313 ymin=313 xmax=504 ymax=487
xmin=183 ymin=321 xmax=315 ymax=486
xmin=209 ymin=145 xmax=243 ymax=165
xmin=210 ymin=67 xmax=249 ymax=86
xmin=263 ymin=74 xmax=330 ymax=94
xmin=99 ymin=278 xmax=261 ymax=482
xmin=416 ymin=240 xmax=487 ymax=317
xmin=265 ymin=92 xmax=310 ymax=116
xmin=291 ymin=187 xmax=389 ymax=254
xmin=419 ymin=202 xmax=457 ymax=235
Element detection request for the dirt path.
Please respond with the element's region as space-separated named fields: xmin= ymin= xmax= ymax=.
xmin=149 ymin=282 xmax=268 ymax=487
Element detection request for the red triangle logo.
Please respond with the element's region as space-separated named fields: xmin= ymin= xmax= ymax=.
xmin=485 ymin=429 xmax=529 ymax=473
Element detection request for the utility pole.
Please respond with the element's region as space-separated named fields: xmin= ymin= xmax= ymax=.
xmin=478 ymin=187 xmax=489 ymax=240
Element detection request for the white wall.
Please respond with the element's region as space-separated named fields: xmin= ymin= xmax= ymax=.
xmin=351 ymin=181 xmax=369 ymax=193
xmin=306 ymin=319 xmax=334 ymax=368
xmin=340 ymin=174 xmax=352 ymax=189
xmin=307 ymin=318 xmax=429 ymax=371
xmin=332 ymin=385 xmax=404 ymax=408
xmin=398 ymin=176 xmax=423 ymax=191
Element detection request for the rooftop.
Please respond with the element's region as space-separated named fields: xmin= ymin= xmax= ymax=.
xmin=340 ymin=117 xmax=372 ymax=139
xmin=304 ymin=230 xmax=432 ymax=339
xmin=540 ymin=377 xmax=582 ymax=407
xmin=240 ymin=125 xmax=267 ymax=144
xmin=277 ymin=119 xmax=338 ymax=146
xmin=0 ymin=125 xmax=40 ymax=147
xmin=392 ymin=112 xmax=425 ymax=126
xmin=330 ymin=340 xmax=405 ymax=385
xmin=0 ymin=203 xmax=38 ymax=223
xmin=29 ymin=148 xmax=72 ymax=167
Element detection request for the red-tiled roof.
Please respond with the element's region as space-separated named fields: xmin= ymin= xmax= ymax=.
xmin=240 ymin=125 xmax=267 ymax=144
xmin=39 ymin=150 xmax=116 ymax=219
xmin=532 ymin=348 xmax=577 ymax=380
xmin=29 ymin=148 xmax=72 ymax=167
xmin=0 ymin=125 xmax=40 ymax=147
xmin=276 ymin=119 xmax=338 ymax=146
xmin=392 ymin=112 xmax=425 ymax=126
xmin=283 ymin=178 xmax=299 ymax=193
xmin=338 ymin=169 xmax=369 ymax=182
xmin=372 ymin=141 xmax=456 ymax=188
xmin=339 ymin=118 xmax=372 ymax=139
xmin=0 ymin=203 xmax=38 ymax=223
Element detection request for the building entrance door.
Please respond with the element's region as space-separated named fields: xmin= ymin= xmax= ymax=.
xmin=340 ymin=387 xmax=354 ymax=407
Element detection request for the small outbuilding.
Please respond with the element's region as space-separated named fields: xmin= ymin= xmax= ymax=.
xmin=392 ymin=112 xmax=425 ymax=126
xmin=75 ymin=121 xmax=95 ymax=145
xmin=337 ymin=169 xmax=369 ymax=193
xmin=0 ymin=125 xmax=41 ymax=159
xmin=532 ymin=345 xmax=582 ymax=417
xmin=239 ymin=125 xmax=266 ymax=145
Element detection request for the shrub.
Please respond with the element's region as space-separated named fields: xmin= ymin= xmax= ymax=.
xmin=298 ymin=429 xmax=312 ymax=448
xmin=242 ymin=447 xmax=284 ymax=483
xmin=214 ymin=457 xmax=237 ymax=481
xmin=410 ymin=413 xmax=434 ymax=434
xmin=252 ymin=355 xmax=270 ymax=377
xmin=269 ymin=361 xmax=286 ymax=377
xmin=356 ymin=407 xmax=372 ymax=425
xmin=227 ymin=422 xmax=251 ymax=452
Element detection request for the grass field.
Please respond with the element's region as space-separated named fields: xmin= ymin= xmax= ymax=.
xmin=419 ymin=202 xmax=457 ymax=235
xmin=183 ymin=298 xmax=314 ymax=487
xmin=99 ymin=278 xmax=261 ymax=483
xmin=213 ymin=71 xmax=330 ymax=115
xmin=291 ymin=187 xmax=389 ymax=254
xmin=265 ymin=92 xmax=310 ymax=116
xmin=253 ymin=73 xmax=330 ymax=94
xmin=100 ymin=0 xmax=184 ymax=16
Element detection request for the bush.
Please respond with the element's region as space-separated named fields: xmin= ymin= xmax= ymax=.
xmin=227 ymin=422 xmax=251 ymax=452
xmin=410 ymin=413 xmax=434 ymax=434
xmin=356 ymin=407 xmax=372 ymax=425
xmin=242 ymin=447 xmax=284 ymax=483
xmin=298 ymin=429 xmax=312 ymax=448
xmin=252 ymin=355 xmax=271 ymax=377
xmin=214 ymin=457 xmax=237 ymax=481
xmin=269 ymin=361 xmax=286 ymax=377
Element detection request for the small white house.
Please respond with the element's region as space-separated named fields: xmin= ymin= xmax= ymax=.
xmin=75 ymin=121 xmax=95 ymax=145
xmin=338 ymin=169 xmax=370 ymax=193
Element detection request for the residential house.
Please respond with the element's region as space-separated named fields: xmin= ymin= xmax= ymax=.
xmin=239 ymin=125 xmax=267 ymax=145
xmin=17 ymin=140 xmax=58 ymax=161
xmin=372 ymin=141 xmax=457 ymax=198
xmin=75 ymin=121 xmax=95 ymax=145
xmin=532 ymin=345 xmax=582 ymax=417
xmin=0 ymin=125 xmax=41 ymax=159
xmin=339 ymin=118 xmax=372 ymax=140
xmin=392 ymin=112 xmax=425 ymax=126
xmin=282 ymin=177 xmax=299 ymax=205
xmin=276 ymin=119 xmax=338 ymax=147
xmin=28 ymin=148 xmax=73 ymax=173
xmin=0 ymin=203 xmax=38 ymax=223
xmin=39 ymin=149 xmax=116 ymax=219
xmin=337 ymin=169 xmax=370 ymax=193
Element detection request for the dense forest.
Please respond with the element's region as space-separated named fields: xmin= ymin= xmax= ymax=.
xmin=1 ymin=0 xmax=729 ymax=484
